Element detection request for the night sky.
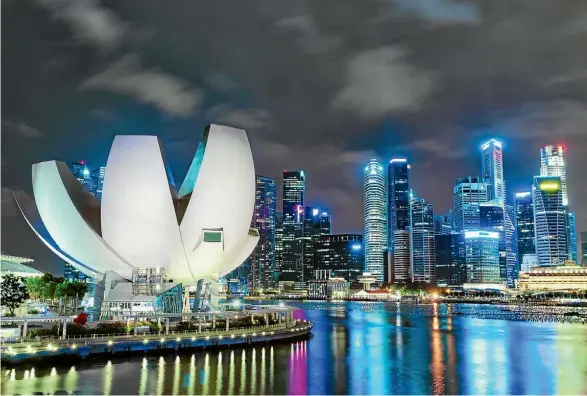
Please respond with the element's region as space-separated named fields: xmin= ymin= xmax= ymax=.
xmin=2 ymin=0 xmax=586 ymax=274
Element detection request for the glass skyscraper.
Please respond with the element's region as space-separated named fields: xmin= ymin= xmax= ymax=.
xmin=274 ymin=211 xmax=283 ymax=284
xmin=313 ymin=234 xmax=363 ymax=285
xmin=515 ymin=192 xmax=536 ymax=264
xmin=532 ymin=176 xmax=568 ymax=266
xmin=301 ymin=207 xmax=331 ymax=282
xmin=281 ymin=171 xmax=305 ymax=283
xmin=581 ymin=231 xmax=587 ymax=265
xmin=387 ymin=158 xmax=410 ymax=246
xmin=435 ymin=233 xmax=466 ymax=286
xmin=568 ymin=211 xmax=577 ymax=263
xmin=453 ymin=177 xmax=490 ymax=232
xmin=363 ymin=159 xmax=387 ymax=283
xmin=91 ymin=166 xmax=106 ymax=200
xmin=465 ymin=231 xmax=501 ymax=284
xmin=540 ymin=145 xmax=568 ymax=206
xmin=481 ymin=139 xmax=505 ymax=204
xmin=409 ymin=195 xmax=435 ymax=283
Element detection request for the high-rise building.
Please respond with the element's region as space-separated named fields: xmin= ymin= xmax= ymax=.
xmin=532 ymin=176 xmax=568 ymax=266
xmin=91 ymin=166 xmax=106 ymax=200
xmin=281 ymin=171 xmax=305 ymax=283
xmin=301 ymin=207 xmax=331 ymax=282
xmin=434 ymin=213 xmax=452 ymax=235
xmin=581 ymin=232 xmax=587 ymax=265
xmin=363 ymin=159 xmax=387 ymax=283
xmin=479 ymin=201 xmax=507 ymax=281
xmin=64 ymin=262 xmax=90 ymax=282
xmin=392 ymin=230 xmax=411 ymax=283
xmin=387 ymin=158 xmax=410 ymax=247
xmin=515 ymin=192 xmax=536 ymax=266
xmin=481 ymin=139 xmax=506 ymax=204
xmin=453 ymin=177 xmax=490 ymax=232
xmin=249 ymin=176 xmax=277 ymax=290
xmin=275 ymin=212 xmax=283 ymax=283
xmin=435 ymin=233 xmax=466 ymax=286
xmin=410 ymin=195 xmax=435 ymax=283
xmin=314 ymin=234 xmax=363 ymax=285
xmin=540 ymin=145 xmax=568 ymax=206
xmin=568 ymin=212 xmax=577 ymax=263
xmin=70 ymin=161 xmax=96 ymax=195
xmin=504 ymin=204 xmax=519 ymax=287
xmin=465 ymin=231 xmax=501 ymax=284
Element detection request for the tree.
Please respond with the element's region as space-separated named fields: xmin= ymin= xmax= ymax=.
xmin=24 ymin=277 xmax=44 ymax=301
xmin=1 ymin=274 xmax=29 ymax=315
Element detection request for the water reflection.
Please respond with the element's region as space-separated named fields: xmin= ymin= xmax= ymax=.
xmin=2 ymin=302 xmax=587 ymax=395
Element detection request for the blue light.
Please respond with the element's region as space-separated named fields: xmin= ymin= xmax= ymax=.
xmin=312 ymin=208 xmax=319 ymax=216
xmin=352 ymin=243 xmax=361 ymax=250
xmin=83 ymin=168 xmax=90 ymax=176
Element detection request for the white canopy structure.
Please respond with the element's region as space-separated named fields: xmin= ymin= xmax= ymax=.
xmin=14 ymin=124 xmax=259 ymax=289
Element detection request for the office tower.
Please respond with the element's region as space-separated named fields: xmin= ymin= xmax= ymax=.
xmin=520 ymin=254 xmax=538 ymax=272
xmin=70 ymin=161 xmax=96 ymax=194
xmin=515 ymin=192 xmax=536 ymax=265
xmin=540 ymin=145 xmax=568 ymax=206
xmin=532 ymin=176 xmax=568 ymax=266
xmin=465 ymin=231 xmax=501 ymax=283
xmin=435 ymin=233 xmax=466 ymax=286
xmin=387 ymin=158 xmax=410 ymax=246
xmin=363 ymin=159 xmax=387 ymax=283
xmin=249 ymin=176 xmax=277 ymax=290
xmin=481 ymin=139 xmax=506 ymax=204
xmin=301 ymin=207 xmax=331 ymax=282
xmin=274 ymin=212 xmax=283 ymax=283
xmin=409 ymin=195 xmax=435 ymax=283
xmin=281 ymin=171 xmax=305 ymax=283
xmin=64 ymin=262 xmax=90 ymax=282
xmin=568 ymin=212 xmax=577 ymax=262
xmin=453 ymin=177 xmax=490 ymax=232
xmin=434 ymin=213 xmax=452 ymax=235
xmin=503 ymin=204 xmax=518 ymax=287
xmin=392 ymin=230 xmax=411 ymax=283
xmin=479 ymin=200 xmax=507 ymax=281
xmin=581 ymin=232 xmax=587 ymax=265
xmin=314 ymin=234 xmax=363 ymax=285
xmin=91 ymin=166 xmax=106 ymax=200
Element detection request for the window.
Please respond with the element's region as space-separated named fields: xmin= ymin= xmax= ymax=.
xmin=203 ymin=231 xmax=222 ymax=243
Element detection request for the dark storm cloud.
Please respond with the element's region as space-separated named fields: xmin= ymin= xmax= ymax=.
xmin=2 ymin=0 xmax=587 ymax=271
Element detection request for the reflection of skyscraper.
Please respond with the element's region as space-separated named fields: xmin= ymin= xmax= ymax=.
xmin=481 ymin=139 xmax=505 ymax=204
xmin=363 ymin=159 xmax=387 ymax=283
xmin=387 ymin=158 xmax=410 ymax=246
xmin=533 ymin=176 xmax=568 ymax=266
xmin=540 ymin=145 xmax=568 ymax=206
xmin=281 ymin=171 xmax=305 ymax=283
xmin=453 ymin=177 xmax=490 ymax=232
xmin=515 ymin=192 xmax=536 ymax=265
xmin=409 ymin=195 xmax=435 ymax=283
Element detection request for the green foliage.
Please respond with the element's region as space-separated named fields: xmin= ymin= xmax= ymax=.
xmin=3 ymin=312 xmax=16 ymax=318
xmin=1 ymin=274 xmax=29 ymax=315
xmin=28 ymin=309 xmax=40 ymax=315
xmin=24 ymin=277 xmax=44 ymax=301
xmin=96 ymin=322 xmax=127 ymax=334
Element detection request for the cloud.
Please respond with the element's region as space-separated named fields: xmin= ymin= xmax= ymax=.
xmin=206 ymin=104 xmax=275 ymax=131
xmin=204 ymin=73 xmax=238 ymax=92
xmin=35 ymin=0 xmax=126 ymax=51
xmin=275 ymin=15 xmax=341 ymax=54
xmin=81 ymin=54 xmax=203 ymax=117
xmin=332 ymin=46 xmax=435 ymax=119
xmin=395 ymin=137 xmax=470 ymax=160
xmin=1 ymin=188 xmax=18 ymax=217
xmin=393 ymin=0 xmax=481 ymax=25
xmin=2 ymin=120 xmax=42 ymax=138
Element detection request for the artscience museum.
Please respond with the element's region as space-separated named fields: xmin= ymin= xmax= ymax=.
xmin=14 ymin=124 xmax=259 ymax=314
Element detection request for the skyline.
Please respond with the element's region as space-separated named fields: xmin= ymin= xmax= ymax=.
xmin=2 ymin=0 xmax=587 ymax=274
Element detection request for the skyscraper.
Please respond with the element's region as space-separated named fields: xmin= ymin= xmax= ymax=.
xmin=387 ymin=158 xmax=410 ymax=246
xmin=250 ymin=176 xmax=277 ymax=290
xmin=301 ymin=207 xmax=331 ymax=282
xmin=568 ymin=212 xmax=577 ymax=262
xmin=434 ymin=213 xmax=452 ymax=235
xmin=281 ymin=171 xmax=305 ymax=283
xmin=364 ymin=159 xmax=387 ymax=283
xmin=274 ymin=212 xmax=283 ymax=283
xmin=581 ymin=231 xmax=587 ymax=265
xmin=481 ymin=139 xmax=505 ymax=204
xmin=504 ymin=204 xmax=519 ymax=287
xmin=515 ymin=192 xmax=536 ymax=265
xmin=532 ymin=176 xmax=568 ymax=266
xmin=91 ymin=166 xmax=106 ymax=200
xmin=465 ymin=231 xmax=501 ymax=284
xmin=314 ymin=234 xmax=363 ymax=285
xmin=392 ymin=230 xmax=411 ymax=283
xmin=540 ymin=145 xmax=568 ymax=206
xmin=479 ymin=200 xmax=507 ymax=282
xmin=70 ymin=161 xmax=96 ymax=195
xmin=410 ymin=195 xmax=435 ymax=283
xmin=435 ymin=233 xmax=466 ymax=286
xmin=453 ymin=177 xmax=490 ymax=232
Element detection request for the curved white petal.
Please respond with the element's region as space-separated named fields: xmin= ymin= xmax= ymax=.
xmin=31 ymin=161 xmax=133 ymax=279
xmin=180 ymin=125 xmax=257 ymax=277
xmin=13 ymin=190 xmax=102 ymax=279
xmin=101 ymin=136 xmax=189 ymax=271
xmin=218 ymin=231 xmax=260 ymax=277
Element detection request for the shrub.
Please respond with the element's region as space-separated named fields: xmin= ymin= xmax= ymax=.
xmin=28 ymin=309 xmax=40 ymax=315
xmin=96 ymin=322 xmax=127 ymax=334
xmin=28 ymin=326 xmax=58 ymax=338
xmin=175 ymin=321 xmax=198 ymax=332
xmin=3 ymin=312 xmax=16 ymax=318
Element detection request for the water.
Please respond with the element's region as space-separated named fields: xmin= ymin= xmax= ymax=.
xmin=2 ymin=302 xmax=587 ymax=395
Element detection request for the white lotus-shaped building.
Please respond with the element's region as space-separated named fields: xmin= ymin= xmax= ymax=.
xmin=14 ymin=124 xmax=259 ymax=287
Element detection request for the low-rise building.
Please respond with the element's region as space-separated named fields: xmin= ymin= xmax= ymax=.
xmin=517 ymin=263 xmax=587 ymax=291
xmin=307 ymin=278 xmax=350 ymax=299
xmin=351 ymin=289 xmax=390 ymax=301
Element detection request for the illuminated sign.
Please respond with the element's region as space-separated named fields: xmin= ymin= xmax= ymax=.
xmin=464 ymin=231 xmax=500 ymax=239
xmin=390 ymin=158 xmax=407 ymax=163
xmin=539 ymin=182 xmax=560 ymax=192
xmin=481 ymin=139 xmax=502 ymax=151
xmin=351 ymin=243 xmax=362 ymax=250
xmin=312 ymin=208 xmax=319 ymax=216
xmin=515 ymin=192 xmax=531 ymax=198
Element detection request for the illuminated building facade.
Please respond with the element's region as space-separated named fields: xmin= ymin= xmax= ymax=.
xmin=313 ymin=234 xmax=363 ymax=285
xmin=532 ymin=176 xmax=568 ymax=266
xmin=392 ymin=230 xmax=411 ymax=283
xmin=281 ymin=171 xmax=305 ymax=283
xmin=540 ymin=145 xmax=568 ymax=206
xmin=274 ymin=212 xmax=283 ymax=283
xmin=518 ymin=263 xmax=587 ymax=291
xmin=568 ymin=211 xmax=577 ymax=263
xmin=515 ymin=192 xmax=536 ymax=264
xmin=301 ymin=207 xmax=331 ymax=283
xmin=410 ymin=196 xmax=435 ymax=283
xmin=465 ymin=231 xmax=502 ymax=284
xmin=434 ymin=213 xmax=452 ymax=235
xmin=481 ymin=139 xmax=506 ymax=204
xmin=91 ymin=166 xmax=106 ymax=200
xmin=363 ymin=159 xmax=387 ymax=283
xmin=434 ymin=233 xmax=466 ymax=286
xmin=387 ymin=157 xmax=410 ymax=246
xmin=581 ymin=232 xmax=587 ymax=265
xmin=453 ymin=177 xmax=490 ymax=232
